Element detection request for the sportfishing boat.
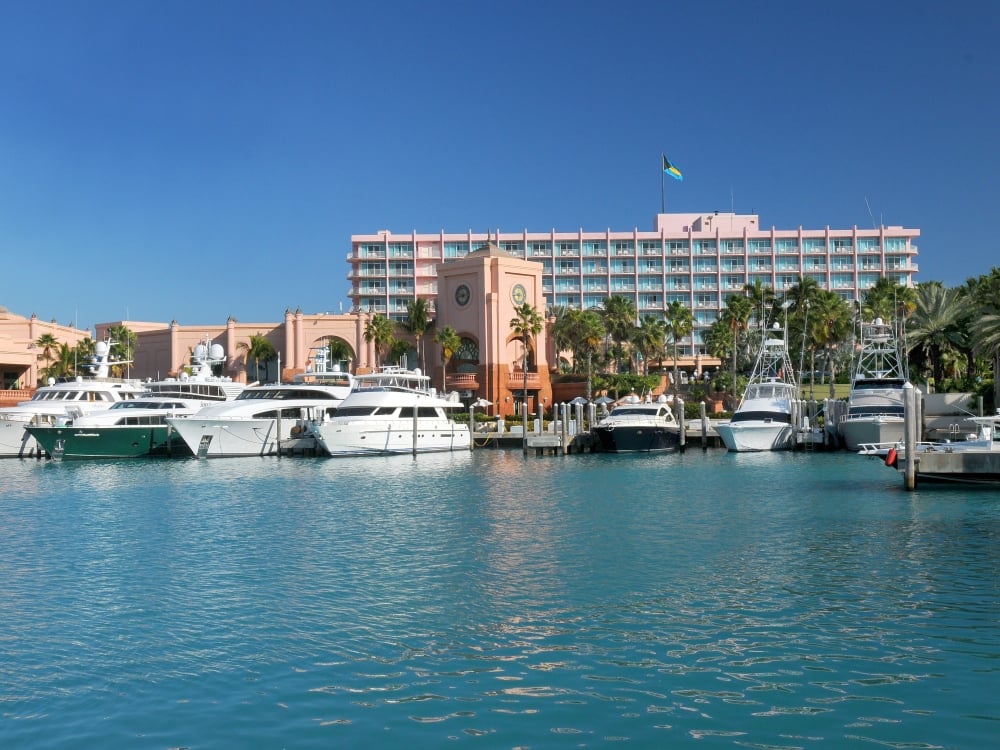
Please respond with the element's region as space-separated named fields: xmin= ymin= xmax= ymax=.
xmin=592 ymin=394 xmax=679 ymax=453
xmin=167 ymin=347 xmax=354 ymax=457
xmin=715 ymin=322 xmax=797 ymax=452
xmin=0 ymin=340 xmax=146 ymax=458
xmin=838 ymin=317 xmax=907 ymax=451
xmin=307 ymin=366 xmax=470 ymax=456
xmin=23 ymin=340 xmax=245 ymax=459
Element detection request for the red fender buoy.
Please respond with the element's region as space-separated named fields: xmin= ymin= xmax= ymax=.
xmin=885 ymin=447 xmax=898 ymax=468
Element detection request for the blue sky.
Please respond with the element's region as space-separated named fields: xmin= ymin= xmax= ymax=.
xmin=2 ymin=1 xmax=998 ymax=332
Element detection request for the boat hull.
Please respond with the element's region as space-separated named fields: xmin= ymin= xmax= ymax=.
xmin=25 ymin=425 xmax=191 ymax=459
xmin=840 ymin=417 xmax=904 ymax=452
xmin=312 ymin=421 xmax=471 ymax=456
xmin=593 ymin=425 xmax=679 ymax=453
xmin=715 ymin=421 xmax=794 ymax=452
xmin=167 ymin=417 xmax=314 ymax=457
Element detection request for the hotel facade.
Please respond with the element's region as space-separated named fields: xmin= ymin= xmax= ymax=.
xmin=349 ymin=212 xmax=919 ymax=358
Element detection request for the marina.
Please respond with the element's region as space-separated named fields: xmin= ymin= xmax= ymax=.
xmin=1 ymin=450 xmax=996 ymax=749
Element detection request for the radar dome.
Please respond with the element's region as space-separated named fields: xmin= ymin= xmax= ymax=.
xmin=209 ymin=344 xmax=225 ymax=360
xmin=194 ymin=344 xmax=208 ymax=359
xmin=95 ymin=341 xmax=109 ymax=356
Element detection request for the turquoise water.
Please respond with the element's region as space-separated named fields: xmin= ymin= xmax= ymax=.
xmin=1 ymin=449 xmax=997 ymax=748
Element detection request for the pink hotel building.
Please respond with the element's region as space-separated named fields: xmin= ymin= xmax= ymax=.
xmin=349 ymin=211 xmax=919 ymax=353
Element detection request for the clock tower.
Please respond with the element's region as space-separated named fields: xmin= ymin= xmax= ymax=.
xmin=435 ymin=241 xmax=551 ymax=416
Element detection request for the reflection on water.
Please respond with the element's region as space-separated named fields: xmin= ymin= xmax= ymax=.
xmin=0 ymin=451 xmax=997 ymax=747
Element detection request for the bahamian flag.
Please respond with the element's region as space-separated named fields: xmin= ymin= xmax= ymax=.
xmin=662 ymin=153 xmax=683 ymax=181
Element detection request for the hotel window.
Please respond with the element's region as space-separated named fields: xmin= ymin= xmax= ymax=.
xmin=776 ymin=275 xmax=797 ymax=290
xmin=722 ymin=274 xmax=743 ymax=290
xmin=807 ymin=273 xmax=826 ymax=286
xmin=610 ymin=277 xmax=635 ymax=291
xmin=583 ymin=277 xmax=608 ymax=292
xmin=857 ymin=238 xmax=880 ymax=252
xmin=610 ymin=258 xmax=635 ymax=274
xmin=693 ymin=240 xmax=717 ymax=255
xmin=530 ymin=241 xmax=551 ymax=256
xmin=443 ymin=242 xmax=469 ymax=259
xmin=389 ymin=279 xmax=413 ymax=294
xmin=720 ymin=239 xmax=744 ymax=254
xmin=695 ymin=311 xmax=715 ymax=325
xmin=358 ymin=243 xmax=385 ymax=258
xmin=638 ymin=258 xmax=662 ymax=273
xmin=361 ymin=280 xmax=384 ymax=293
xmin=556 ymin=258 xmax=579 ymax=274
xmin=776 ymin=239 xmax=799 ymax=254
xmin=582 ymin=240 xmax=607 ymax=256
xmin=748 ymin=258 xmax=772 ymax=271
xmin=666 ymin=240 xmax=688 ymax=256
xmin=638 ymin=275 xmax=662 ymax=291
xmin=831 ymin=273 xmax=854 ymax=289
xmin=776 ymin=257 xmax=800 ymax=271
xmin=858 ymin=273 xmax=881 ymax=289
xmin=831 ymin=238 xmax=853 ymax=253
xmin=558 ymin=242 xmax=579 ymax=256
xmin=582 ymin=259 xmax=607 ymax=274
xmin=666 ymin=293 xmax=688 ymax=305
xmin=554 ymin=278 xmax=580 ymax=292
xmin=638 ymin=294 xmax=661 ymax=309
xmin=388 ymin=261 xmax=413 ymax=277
xmin=694 ymin=275 xmax=717 ymax=291
xmin=693 ymin=258 xmax=717 ymax=273
xmin=554 ymin=294 xmax=581 ymax=308
xmin=360 ymin=262 xmax=383 ymax=277
xmin=802 ymin=238 xmax=826 ymax=254
xmin=500 ymin=241 xmax=524 ymax=255
xmin=884 ymin=237 xmax=907 ymax=251
xmin=583 ymin=294 xmax=605 ymax=309
xmin=388 ymin=242 xmax=413 ymax=258
xmin=667 ymin=259 xmax=689 ymax=272
xmin=695 ymin=292 xmax=717 ymax=308
xmin=639 ymin=240 xmax=661 ymax=255
xmin=540 ymin=259 xmax=553 ymax=274
xmin=721 ymin=258 xmax=745 ymax=272
xmin=748 ymin=239 xmax=772 ymax=254
xmin=666 ymin=277 xmax=690 ymax=291
xmin=613 ymin=240 xmax=635 ymax=255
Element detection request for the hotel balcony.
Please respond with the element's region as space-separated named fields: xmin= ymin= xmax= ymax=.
xmin=505 ymin=369 xmax=541 ymax=391
xmin=446 ymin=372 xmax=480 ymax=392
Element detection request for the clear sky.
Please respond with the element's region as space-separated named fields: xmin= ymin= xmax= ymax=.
xmin=2 ymin=0 xmax=998 ymax=332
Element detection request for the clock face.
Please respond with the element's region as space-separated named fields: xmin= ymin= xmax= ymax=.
xmin=455 ymin=284 xmax=470 ymax=306
xmin=511 ymin=283 xmax=527 ymax=305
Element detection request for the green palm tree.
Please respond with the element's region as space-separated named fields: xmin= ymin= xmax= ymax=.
xmin=33 ymin=333 xmax=59 ymax=383
xmin=325 ymin=337 xmax=355 ymax=371
xmin=433 ymin=325 xmax=461 ymax=392
xmin=510 ymin=302 xmax=544 ymax=418
xmin=906 ymin=283 xmax=971 ymax=389
xmin=105 ymin=325 xmax=136 ymax=377
xmin=720 ymin=295 xmax=753 ymax=395
xmin=600 ymin=295 xmax=637 ymax=373
xmin=632 ymin=316 xmax=667 ymax=376
xmin=363 ymin=314 xmax=396 ymax=368
xmin=743 ymin=279 xmax=775 ymax=326
xmin=663 ymin=301 xmax=694 ymax=396
xmin=237 ymin=333 xmax=278 ymax=383
xmin=809 ymin=291 xmax=853 ymax=397
xmin=404 ymin=297 xmax=431 ymax=371
xmin=862 ymin=277 xmax=918 ymax=323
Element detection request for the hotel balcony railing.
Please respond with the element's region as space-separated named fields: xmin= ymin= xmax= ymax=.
xmin=505 ymin=370 xmax=541 ymax=391
xmin=446 ymin=373 xmax=479 ymax=391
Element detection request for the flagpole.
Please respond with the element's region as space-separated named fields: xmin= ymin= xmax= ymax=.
xmin=660 ymin=154 xmax=665 ymax=214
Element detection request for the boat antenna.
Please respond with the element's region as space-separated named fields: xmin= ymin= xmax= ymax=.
xmin=865 ymin=196 xmax=877 ymax=230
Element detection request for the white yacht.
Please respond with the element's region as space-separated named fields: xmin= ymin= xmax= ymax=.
xmin=307 ymin=366 xmax=470 ymax=456
xmin=0 ymin=340 xmax=146 ymax=458
xmin=715 ymin=322 xmax=797 ymax=452
xmin=24 ymin=340 xmax=245 ymax=459
xmin=167 ymin=347 xmax=354 ymax=457
xmin=839 ymin=317 xmax=907 ymax=452
xmin=593 ymin=395 xmax=680 ymax=453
